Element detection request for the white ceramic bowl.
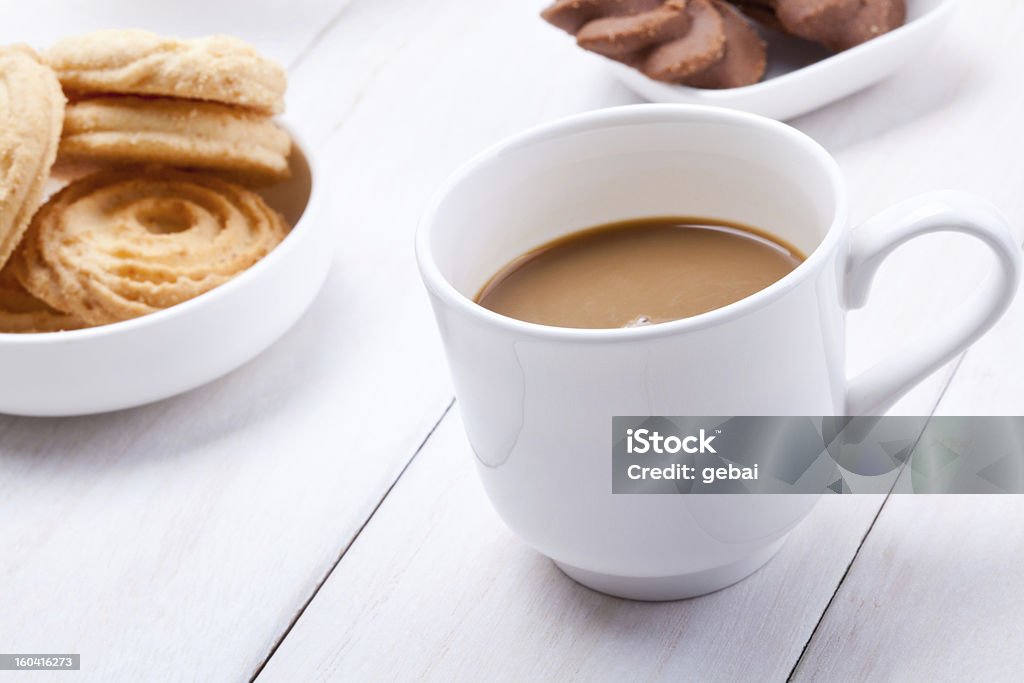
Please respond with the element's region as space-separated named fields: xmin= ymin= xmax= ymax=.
xmin=608 ymin=0 xmax=955 ymax=120
xmin=0 ymin=124 xmax=331 ymax=417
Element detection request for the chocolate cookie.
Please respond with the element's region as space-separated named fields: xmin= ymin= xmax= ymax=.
xmin=642 ymin=0 xmax=727 ymax=81
xmin=679 ymin=0 xmax=766 ymax=88
xmin=741 ymin=0 xmax=905 ymax=51
xmin=769 ymin=0 xmax=859 ymax=45
xmin=577 ymin=1 xmax=691 ymax=58
xmin=822 ymin=0 xmax=906 ymax=51
xmin=542 ymin=0 xmax=668 ymax=34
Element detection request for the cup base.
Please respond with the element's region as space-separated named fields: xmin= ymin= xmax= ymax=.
xmin=553 ymin=536 xmax=787 ymax=601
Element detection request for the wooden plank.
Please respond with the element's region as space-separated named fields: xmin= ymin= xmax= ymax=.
xmin=926 ymin=286 xmax=1024 ymax=417
xmin=788 ymin=3 xmax=1024 ymax=676
xmin=0 ymin=0 xmax=353 ymax=68
xmin=0 ymin=367 xmax=452 ymax=682
xmin=257 ymin=410 xmax=889 ymax=682
xmin=791 ymin=496 xmax=1024 ymax=682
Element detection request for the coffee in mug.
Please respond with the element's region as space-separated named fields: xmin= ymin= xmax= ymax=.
xmin=476 ymin=217 xmax=804 ymax=329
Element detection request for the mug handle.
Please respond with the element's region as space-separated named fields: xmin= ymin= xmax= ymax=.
xmin=844 ymin=191 xmax=1022 ymax=416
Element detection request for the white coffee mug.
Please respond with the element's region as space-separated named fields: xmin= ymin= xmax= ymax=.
xmin=416 ymin=104 xmax=1022 ymax=601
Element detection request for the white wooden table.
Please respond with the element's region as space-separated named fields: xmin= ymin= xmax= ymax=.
xmin=2 ymin=1 xmax=1023 ymax=680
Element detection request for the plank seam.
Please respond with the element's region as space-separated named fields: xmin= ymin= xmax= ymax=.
xmin=248 ymin=397 xmax=456 ymax=682
xmin=784 ymin=352 xmax=968 ymax=682
xmin=286 ymin=0 xmax=358 ymax=72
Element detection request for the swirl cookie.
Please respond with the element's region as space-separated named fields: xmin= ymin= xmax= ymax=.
xmin=60 ymin=96 xmax=292 ymax=183
xmin=12 ymin=170 xmax=288 ymax=326
xmin=0 ymin=45 xmax=65 ymax=270
xmin=0 ymin=264 xmax=84 ymax=334
xmin=46 ymin=29 xmax=286 ymax=114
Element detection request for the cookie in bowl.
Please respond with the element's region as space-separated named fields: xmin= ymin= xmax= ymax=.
xmin=10 ymin=169 xmax=289 ymax=326
xmin=0 ymin=45 xmax=65 ymax=270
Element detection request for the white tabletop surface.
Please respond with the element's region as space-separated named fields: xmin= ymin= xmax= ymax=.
xmin=2 ymin=1 xmax=1023 ymax=681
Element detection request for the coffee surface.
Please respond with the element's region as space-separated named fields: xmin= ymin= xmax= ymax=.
xmin=477 ymin=217 xmax=804 ymax=329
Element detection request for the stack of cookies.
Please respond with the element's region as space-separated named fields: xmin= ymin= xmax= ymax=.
xmin=50 ymin=29 xmax=291 ymax=183
xmin=0 ymin=31 xmax=293 ymax=334
xmin=541 ymin=0 xmax=906 ymax=88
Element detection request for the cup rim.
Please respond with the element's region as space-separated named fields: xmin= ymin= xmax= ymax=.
xmin=0 ymin=119 xmax=319 ymax=346
xmin=416 ymin=103 xmax=848 ymax=342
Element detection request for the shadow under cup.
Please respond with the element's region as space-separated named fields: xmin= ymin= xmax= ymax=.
xmin=419 ymin=106 xmax=846 ymax=601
